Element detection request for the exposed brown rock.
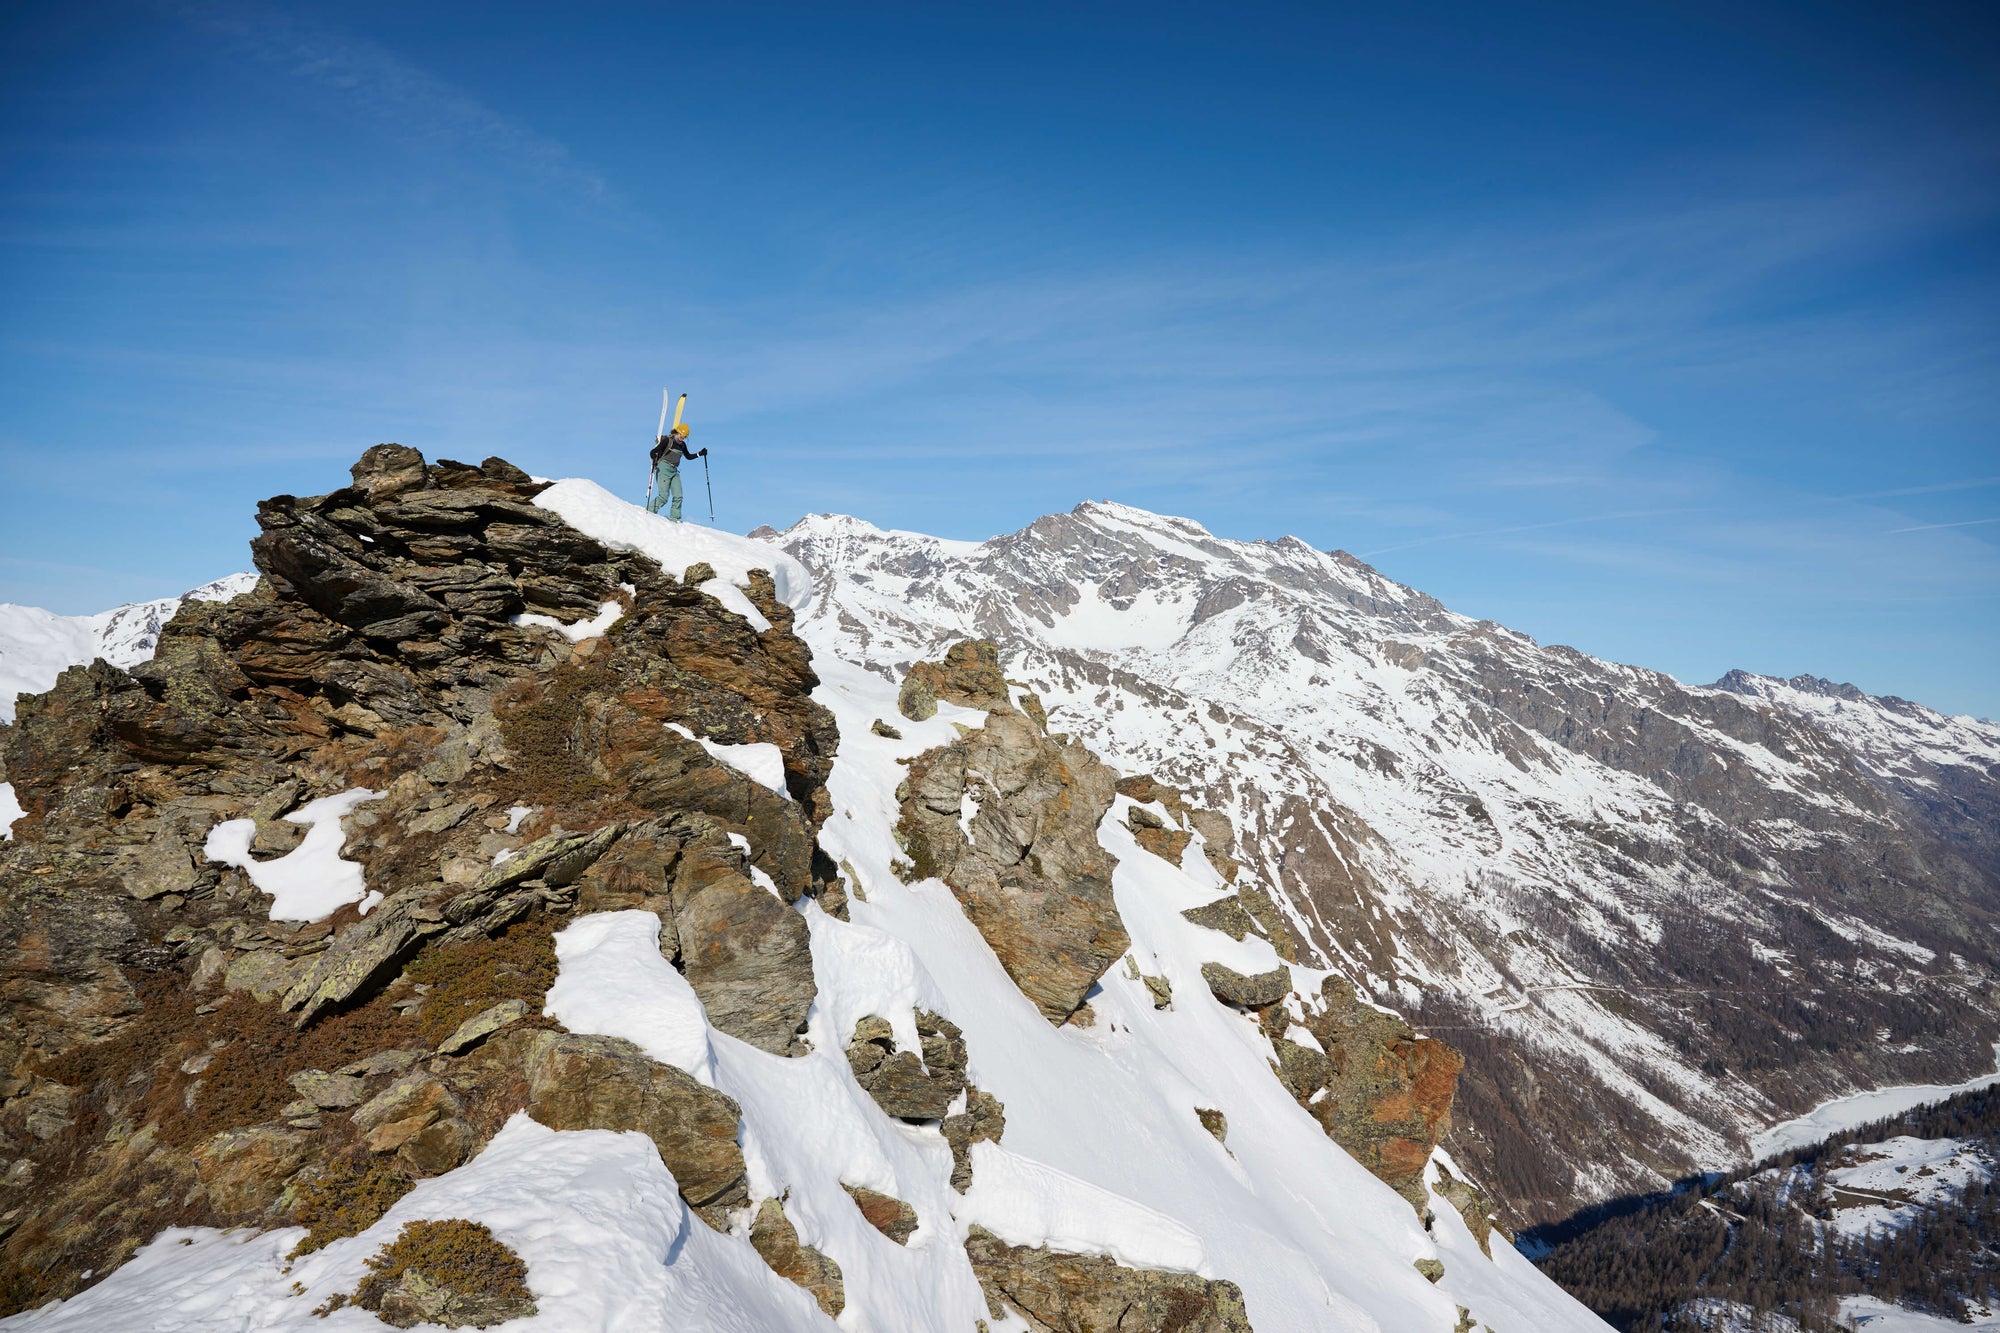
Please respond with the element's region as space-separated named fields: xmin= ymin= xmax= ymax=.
xmin=1275 ymin=977 xmax=1464 ymax=1210
xmin=749 ymin=1196 xmax=844 ymax=1317
xmin=905 ymin=640 xmax=1012 ymax=714
xmin=964 ymin=1225 xmax=1253 ymax=1333
xmin=509 ymin=1030 xmax=748 ymax=1227
xmin=942 ymin=1086 xmax=1007 ymax=1192
xmin=844 ymin=1183 xmax=920 ymax=1244
xmin=1200 ymin=962 xmax=1291 ymax=1009
xmin=897 ymin=708 xmax=1125 ymax=1025
xmin=845 ymin=1012 xmax=967 ymax=1120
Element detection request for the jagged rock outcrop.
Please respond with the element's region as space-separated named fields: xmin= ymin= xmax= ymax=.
xmin=845 ymin=1011 xmax=967 ymax=1119
xmin=964 ymin=1225 xmax=1253 ymax=1333
xmin=904 ymin=639 xmax=1012 ymax=713
xmin=0 ymin=447 xmax=828 ymax=1312
xmin=942 ymin=1086 xmax=1006 ymax=1192
xmin=509 ymin=1030 xmax=749 ymax=1226
xmin=896 ymin=647 xmax=1126 ymax=1024
xmin=1271 ymin=977 xmax=1463 ymax=1209
xmin=844 ymin=1183 xmax=920 ymax=1244
xmin=749 ymin=1196 xmax=844 ymax=1317
xmin=1432 ymin=1161 xmax=1500 ymax=1257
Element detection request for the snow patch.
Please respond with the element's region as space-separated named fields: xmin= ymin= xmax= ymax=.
xmin=0 ymin=783 xmax=20 ymax=840
xmin=666 ymin=723 xmax=790 ymax=799
xmin=544 ymin=911 xmax=716 ymax=1085
xmin=534 ymin=477 xmax=813 ymax=632
xmin=201 ymin=788 xmax=382 ymax=923
xmin=512 ymin=599 xmax=624 ymax=642
xmin=956 ymin=1140 xmax=1208 ymax=1273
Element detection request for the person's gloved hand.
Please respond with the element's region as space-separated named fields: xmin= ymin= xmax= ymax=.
xmin=698 ymin=448 xmax=709 ymax=457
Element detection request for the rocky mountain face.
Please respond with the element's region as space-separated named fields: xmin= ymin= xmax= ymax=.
xmin=0 ymin=574 xmax=256 ymax=725
xmin=0 ymin=454 xmax=1608 ymax=1331
xmin=771 ymin=501 xmax=2000 ymax=1229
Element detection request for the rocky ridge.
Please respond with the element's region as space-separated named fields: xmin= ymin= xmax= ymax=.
xmin=0 ymin=453 xmax=1575 ymax=1332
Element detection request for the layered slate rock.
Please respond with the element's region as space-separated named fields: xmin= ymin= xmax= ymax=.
xmin=896 ymin=647 xmax=1126 ymax=1025
xmin=0 ymin=447 xmax=829 ymax=1312
xmin=965 ymin=1226 xmax=1253 ymax=1333
xmin=1270 ymin=977 xmax=1464 ymax=1210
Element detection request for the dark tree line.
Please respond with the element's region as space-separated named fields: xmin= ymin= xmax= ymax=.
xmin=1531 ymin=1084 xmax=2000 ymax=1331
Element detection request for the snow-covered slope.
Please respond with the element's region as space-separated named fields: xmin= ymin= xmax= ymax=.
xmin=768 ymin=501 xmax=2000 ymax=1225
xmin=4 ymin=484 xmax=1609 ymax=1332
xmin=0 ymin=574 xmax=255 ymax=723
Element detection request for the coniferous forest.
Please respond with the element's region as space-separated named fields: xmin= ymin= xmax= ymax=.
xmin=1530 ymin=1084 xmax=2000 ymax=1331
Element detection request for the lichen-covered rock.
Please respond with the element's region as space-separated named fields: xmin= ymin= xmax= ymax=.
xmin=1181 ymin=896 xmax=1258 ymax=941
xmin=904 ymin=640 xmax=1011 ymax=713
xmin=964 ymin=1225 xmax=1253 ymax=1333
xmin=193 ymin=1126 xmax=307 ymax=1215
xmin=942 ymin=1086 xmax=1007 ymax=1192
xmin=845 ymin=1184 xmax=919 ymax=1244
xmin=664 ymin=829 xmax=817 ymax=1055
xmin=436 ymin=998 xmax=529 ymax=1055
xmin=749 ymin=1197 xmax=844 ymax=1317
xmin=897 ymin=709 xmax=1125 ymax=1024
xmin=1200 ymin=962 xmax=1291 ymax=1009
xmin=1280 ymin=977 xmax=1464 ymax=1210
xmin=507 ymin=1030 xmax=748 ymax=1227
xmin=895 ymin=672 xmax=937 ymax=722
xmin=1432 ymin=1162 xmax=1500 ymax=1257
xmin=845 ymin=1011 xmax=966 ymax=1119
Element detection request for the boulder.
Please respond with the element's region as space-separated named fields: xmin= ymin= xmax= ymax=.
xmin=749 ymin=1197 xmax=844 ymax=1318
xmin=192 ymin=1126 xmax=307 ymax=1217
xmin=845 ymin=1012 xmax=966 ymax=1120
xmin=964 ymin=1225 xmax=1253 ymax=1333
xmin=1200 ymin=962 xmax=1291 ymax=1009
xmin=844 ymin=1184 xmax=919 ymax=1244
xmin=897 ymin=709 xmax=1126 ymax=1024
xmin=666 ymin=832 xmax=817 ymax=1055
xmin=436 ymin=998 xmax=529 ymax=1055
xmin=509 ymin=1030 xmax=748 ymax=1227
xmin=1181 ymin=897 xmax=1258 ymax=941
xmin=904 ymin=639 xmax=1012 ymax=713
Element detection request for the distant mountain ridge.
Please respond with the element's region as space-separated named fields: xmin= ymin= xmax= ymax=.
xmin=0 ymin=574 xmax=256 ymax=723
xmin=768 ymin=500 xmax=2000 ymax=1228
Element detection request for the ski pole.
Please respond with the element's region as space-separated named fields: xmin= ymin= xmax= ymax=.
xmin=703 ymin=452 xmax=715 ymax=522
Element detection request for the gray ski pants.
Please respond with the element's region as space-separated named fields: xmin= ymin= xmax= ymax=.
xmin=649 ymin=460 xmax=684 ymax=521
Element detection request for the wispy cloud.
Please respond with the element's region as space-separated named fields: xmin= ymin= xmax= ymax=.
xmin=1887 ymin=516 xmax=2000 ymax=534
xmin=175 ymin=1 xmax=611 ymax=203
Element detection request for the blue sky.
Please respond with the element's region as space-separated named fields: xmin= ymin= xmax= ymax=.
xmin=3 ymin=1 xmax=1997 ymax=716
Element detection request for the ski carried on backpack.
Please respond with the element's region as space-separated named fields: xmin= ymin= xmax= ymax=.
xmin=647 ymin=390 xmax=689 ymax=510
